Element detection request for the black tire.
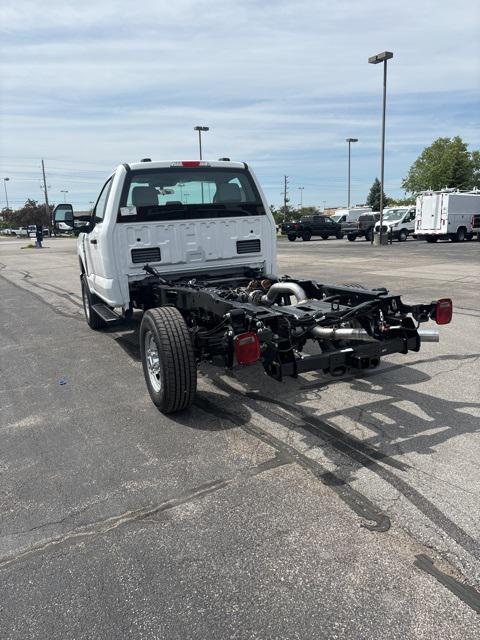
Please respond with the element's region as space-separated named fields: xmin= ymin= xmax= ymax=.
xmin=302 ymin=230 xmax=312 ymax=241
xmin=347 ymin=233 xmax=357 ymax=242
xmin=287 ymin=233 xmax=297 ymax=242
xmin=398 ymin=229 xmax=408 ymax=242
xmin=321 ymin=233 xmax=329 ymax=240
xmin=81 ymin=274 xmax=106 ymax=330
xmin=365 ymin=229 xmax=373 ymax=242
xmin=336 ymin=232 xmax=344 ymax=239
xmin=451 ymin=227 xmax=466 ymax=243
xmin=140 ymin=307 xmax=197 ymax=414
xmin=426 ymin=236 xmax=438 ymax=243
xmin=466 ymin=232 xmax=473 ymax=241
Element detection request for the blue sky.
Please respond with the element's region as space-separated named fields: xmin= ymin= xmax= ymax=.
xmin=1 ymin=0 xmax=479 ymax=210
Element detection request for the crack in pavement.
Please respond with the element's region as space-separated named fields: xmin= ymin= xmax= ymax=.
xmin=0 ymin=454 xmax=289 ymax=570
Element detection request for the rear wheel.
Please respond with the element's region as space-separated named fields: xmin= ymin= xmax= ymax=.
xmin=81 ymin=274 xmax=106 ymax=330
xmin=347 ymin=233 xmax=357 ymax=242
xmin=451 ymin=227 xmax=466 ymax=242
xmin=426 ymin=236 xmax=438 ymax=243
xmin=321 ymin=233 xmax=329 ymax=240
xmin=336 ymin=232 xmax=344 ymax=239
xmin=302 ymin=230 xmax=312 ymax=241
xmin=140 ymin=307 xmax=197 ymax=414
xmin=287 ymin=233 xmax=297 ymax=242
xmin=365 ymin=229 xmax=373 ymax=242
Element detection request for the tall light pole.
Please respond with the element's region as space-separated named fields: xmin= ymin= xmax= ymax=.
xmin=298 ymin=186 xmax=304 ymax=210
xmin=194 ymin=125 xmax=209 ymax=160
xmin=345 ymin=138 xmax=358 ymax=207
xmin=369 ymin=51 xmax=393 ymax=245
xmin=60 ymin=190 xmax=69 ymax=203
xmin=3 ymin=177 xmax=10 ymax=211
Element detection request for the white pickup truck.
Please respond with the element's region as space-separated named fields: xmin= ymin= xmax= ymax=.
xmin=54 ymin=159 xmax=452 ymax=414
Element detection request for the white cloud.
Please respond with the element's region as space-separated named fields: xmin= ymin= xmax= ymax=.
xmin=1 ymin=0 xmax=479 ymax=208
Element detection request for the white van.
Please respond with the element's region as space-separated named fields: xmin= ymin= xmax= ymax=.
xmin=333 ymin=206 xmax=372 ymax=225
xmin=374 ymin=206 xmax=416 ymax=242
xmin=415 ymin=190 xmax=479 ymax=242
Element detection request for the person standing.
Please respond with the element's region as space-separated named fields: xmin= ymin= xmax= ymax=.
xmin=35 ymin=225 xmax=43 ymax=249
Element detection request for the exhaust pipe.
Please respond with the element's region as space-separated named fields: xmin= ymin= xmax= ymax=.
xmin=261 ymin=282 xmax=308 ymax=306
xmin=311 ymin=326 xmax=440 ymax=343
xmin=418 ymin=328 xmax=440 ymax=342
xmin=310 ymin=326 xmax=377 ymax=342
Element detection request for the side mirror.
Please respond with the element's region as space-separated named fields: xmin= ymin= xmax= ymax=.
xmin=53 ymin=204 xmax=74 ymax=232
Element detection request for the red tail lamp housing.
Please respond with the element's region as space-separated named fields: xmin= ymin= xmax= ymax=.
xmin=435 ymin=298 xmax=453 ymax=325
xmin=234 ymin=332 xmax=261 ymax=365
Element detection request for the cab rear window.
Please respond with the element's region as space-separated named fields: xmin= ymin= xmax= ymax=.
xmin=118 ymin=167 xmax=265 ymax=222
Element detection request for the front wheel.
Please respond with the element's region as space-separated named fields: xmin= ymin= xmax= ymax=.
xmin=347 ymin=233 xmax=357 ymax=242
xmin=321 ymin=233 xmax=329 ymax=240
xmin=336 ymin=232 xmax=344 ymax=239
xmin=140 ymin=307 xmax=197 ymax=414
xmin=81 ymin=274 xmax=106 ymax=330
xmin=365 ymin=229 xmax=373 ymax=242
xmin=287 ymin=233 xmax=297 ymax=242
xmin=398 ymin=229 xmax=408 ymax=242
xmin=302 ymin=230 xmax=312 ymax=241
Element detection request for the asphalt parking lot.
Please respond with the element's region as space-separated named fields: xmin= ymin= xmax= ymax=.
xmin=0 ymin=235 xmax=479 ymax=639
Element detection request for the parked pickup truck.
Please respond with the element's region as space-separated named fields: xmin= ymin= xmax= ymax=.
xmin=343 ymin=212 xmax=380 ymax=242
xmin=53 ymin=158 xmax=452 ymax=414
xmin=283 ymin=215 xmax=343 ymax=241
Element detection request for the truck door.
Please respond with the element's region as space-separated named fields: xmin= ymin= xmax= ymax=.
xmin=84 ymin=177 xmax=113 ymax=297
xmin=421 ymin=193 xmax=443 ymax=231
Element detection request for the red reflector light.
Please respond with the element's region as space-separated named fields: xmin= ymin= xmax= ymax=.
xmin=234 ymin=332 xmax=261 ymax=365
xmin=181 ymin=161 xmax=201 ymax=167
xmin=435 ymin=298 xmax=453 ymax=325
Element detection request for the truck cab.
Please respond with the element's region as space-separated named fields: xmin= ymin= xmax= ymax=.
xmin=67 ymin=160 xmax=276 ymax=313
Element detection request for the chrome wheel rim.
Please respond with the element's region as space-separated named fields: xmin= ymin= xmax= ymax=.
xmin=82 ymin=281 xmax=90 ymax=321
xmin=145 ymin=331 xmax=162 ymax=392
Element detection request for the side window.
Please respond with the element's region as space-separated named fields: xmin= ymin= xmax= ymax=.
xmin=93 ymin=178 xmax=113 ymax=224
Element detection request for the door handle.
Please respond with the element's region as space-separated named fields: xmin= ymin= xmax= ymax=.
xmin=90 ymin=239 xmax=97 ymax=244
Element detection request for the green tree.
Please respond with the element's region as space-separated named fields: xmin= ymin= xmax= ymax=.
xmin=471 ymin=150 xmax=480 ymax=188
xmin=366 ymin=178 xmax=389 ymax=211
xmin=8 ymin=199 xmax=54 ymax=227
xmin=402 ymin=137 xmax=475 ymax=194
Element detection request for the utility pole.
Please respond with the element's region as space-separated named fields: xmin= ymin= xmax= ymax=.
xmin=283 ymin=175 xmax=289 ymax=220
xmin=41 ymin=159 xmax=51 ymax=235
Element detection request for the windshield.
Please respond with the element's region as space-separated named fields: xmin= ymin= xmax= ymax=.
xmin=382 ymin=208 xmax=406 ymax=221
xmin=119 ymin=167 xmax=265 ymax=222
xmin=331 ymin=214 xmax=342 ymax=222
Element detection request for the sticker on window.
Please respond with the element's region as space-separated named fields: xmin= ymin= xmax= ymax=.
xmin=120 ymin=206 xmax=137 ymax=216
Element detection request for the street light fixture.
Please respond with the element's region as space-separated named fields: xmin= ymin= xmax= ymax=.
xmin=298 ymin=186 xmax=304 ymax=210
xmin=368 ymin=51 xmax=393 ymax=245
xmin=3 ymin=177 xmax=10 ymax=211
xmin=194 ymin=126 xmax=209 ymax=160
xmin=345 ymin=138 xmax=358 ymax=207
xmin=60 ymin=189 xmax=69 ymax=203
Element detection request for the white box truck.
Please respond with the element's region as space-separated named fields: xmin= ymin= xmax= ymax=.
xmin=415 ymin=190 xmax=480 ymax=242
